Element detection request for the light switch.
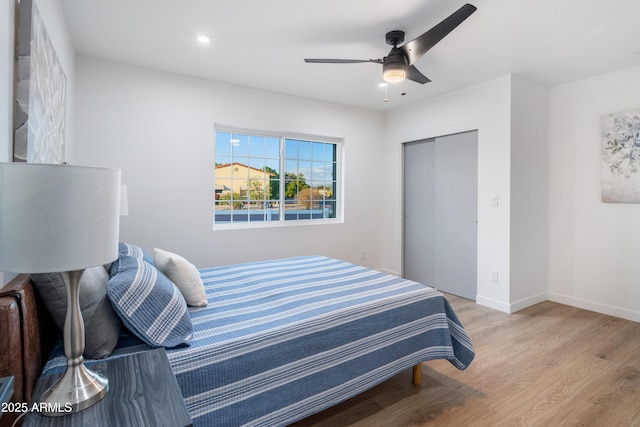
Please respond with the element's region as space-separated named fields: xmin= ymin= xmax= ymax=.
xmin=490 ymin=195 xmax=499 ymax=207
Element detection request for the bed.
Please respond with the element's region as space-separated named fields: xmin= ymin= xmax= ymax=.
xmin=4 ymin=254 xmax=474 ymax=427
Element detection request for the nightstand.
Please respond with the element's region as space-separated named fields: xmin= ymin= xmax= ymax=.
xmin=24 ymin=348 xmax=191 ymax=427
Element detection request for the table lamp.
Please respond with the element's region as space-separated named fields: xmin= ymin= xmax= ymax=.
xmin=0 ymin=162 xmax=120 ymax=415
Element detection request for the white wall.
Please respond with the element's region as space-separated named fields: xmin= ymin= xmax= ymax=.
xmin=72 ymin=57 xmax=386 ymax=269
xmin=509 ymin=76 xmax=549 ymax=309
xmin=383 ymin=76 xmax=513 ymax=312
xmin=4 ymin=2 xmax=639 ymax=321
xmin=548 ymin=66 xmax=640 ymax=322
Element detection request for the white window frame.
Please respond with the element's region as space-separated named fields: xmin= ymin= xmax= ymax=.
xmin=214 ymin=125 xmax=344 ymax=230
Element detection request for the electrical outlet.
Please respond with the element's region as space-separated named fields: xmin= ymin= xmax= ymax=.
xmin=490 ymin=271 xmax=499 ymax=283
xmin=360 ymin=250 xmax=366 ymax=260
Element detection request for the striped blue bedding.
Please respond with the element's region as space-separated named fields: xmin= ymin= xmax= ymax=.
xmin=43 ymin=256 xmax=474 ymax=426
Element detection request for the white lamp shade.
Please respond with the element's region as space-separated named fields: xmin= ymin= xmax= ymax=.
xmin=0 ymin=163 xmax=121 ymax=273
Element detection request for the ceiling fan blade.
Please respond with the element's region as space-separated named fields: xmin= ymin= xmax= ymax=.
xmin=304 ymin=58 xmax=383 ymax=64
xmin=400 ymin=3 xmax=477 ymax=66
xmin=405 ymin=65 xmax=431 ymax=84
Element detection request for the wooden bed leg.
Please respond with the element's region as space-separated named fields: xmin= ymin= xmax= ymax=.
xmin=412 ymin=364 xmax=422 ymax=386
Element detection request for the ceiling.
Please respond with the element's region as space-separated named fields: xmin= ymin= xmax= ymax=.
xmin=59 ymin=0 xmax=640 ymax=112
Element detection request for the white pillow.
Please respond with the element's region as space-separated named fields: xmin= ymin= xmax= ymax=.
xmin=153 ymin=248 xmax=208 ymax=307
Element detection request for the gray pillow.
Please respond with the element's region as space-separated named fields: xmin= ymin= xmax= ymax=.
xmin=31 ymin=266 xmax=122 ymax=359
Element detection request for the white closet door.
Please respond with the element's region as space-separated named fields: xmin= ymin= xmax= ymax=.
xmin=403 ymin=139 xmax=435 ymax=286
xmin=433 ymin=131 xmax=477 ymax=300
xmin=403 ymin=131 xmax=477 ymax=300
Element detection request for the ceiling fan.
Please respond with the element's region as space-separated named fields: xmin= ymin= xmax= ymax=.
xmin=304 ymin=3 xmax=477 ymax=84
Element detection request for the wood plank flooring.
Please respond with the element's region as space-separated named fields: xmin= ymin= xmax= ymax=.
xmin=291 ymin=294 xmax=640 ymax=427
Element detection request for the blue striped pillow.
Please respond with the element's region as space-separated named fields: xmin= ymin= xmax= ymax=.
xmin=106 ymin=243 xmax=154 ymax=274
xmin=107 ymin=254 xmax=193 ymax=347
xmin=119 ymin=242 xmax=154 ymax=264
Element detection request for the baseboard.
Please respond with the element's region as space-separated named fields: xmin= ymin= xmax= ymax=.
xmin=379 ymin=272 xmax=640 ymax=323
xmin=474 ymin=291 xmax=640 ymax=323
xmin=509 ymin=293 xmax=548 ymax=313
xmin=475 ymin=295 xmax=511 ymax=313
xmin=547 ymin=292 xmax=640 ymax=323
xmin=476 ymin=293 xmax=547 ymax=314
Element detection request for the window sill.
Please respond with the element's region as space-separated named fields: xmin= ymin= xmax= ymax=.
xmin=213 ymin=218 xmax=343 ymax=231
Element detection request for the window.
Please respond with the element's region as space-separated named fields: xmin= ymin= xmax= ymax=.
xmin=214 ymin=129 xmax=340 ymax=227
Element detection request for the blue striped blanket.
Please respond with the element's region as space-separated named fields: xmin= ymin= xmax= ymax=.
xmin=43 ymin=256 xmax=474 ymax=426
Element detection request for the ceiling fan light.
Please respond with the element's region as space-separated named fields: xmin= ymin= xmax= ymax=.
xmin=383 ymin=53 xmax=406 ymax=83
xmin=383 ymin=67 xmax=405 ymax=83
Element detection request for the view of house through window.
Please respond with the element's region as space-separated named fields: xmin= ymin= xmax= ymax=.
xmin=214 ymin=130 xmax=339 ymax=226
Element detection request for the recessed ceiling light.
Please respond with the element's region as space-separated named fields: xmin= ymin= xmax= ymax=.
xmin=378 ymin=82 xmax=388 ymax=88
xmin=196 ymin=35 xmax=211 ymax=45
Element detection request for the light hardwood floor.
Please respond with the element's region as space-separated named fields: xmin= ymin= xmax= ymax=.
xmin=291 ymin=294 xmax=640 ymax=427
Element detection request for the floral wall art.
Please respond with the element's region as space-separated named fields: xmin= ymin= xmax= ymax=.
xmin=601 ymin=109 xmax=640 ymax=203
xmin=14 ymin=0 xmax=67 ymax=163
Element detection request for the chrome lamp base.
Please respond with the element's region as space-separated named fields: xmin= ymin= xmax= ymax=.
xmin=39 ymin=270 xmax=109 ymax=416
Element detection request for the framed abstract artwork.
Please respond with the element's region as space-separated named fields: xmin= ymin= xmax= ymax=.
xmin=14 ymin=0 xmax=67 ymax=164
xmin=601 ymin=109 xmax=640 ymax=203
